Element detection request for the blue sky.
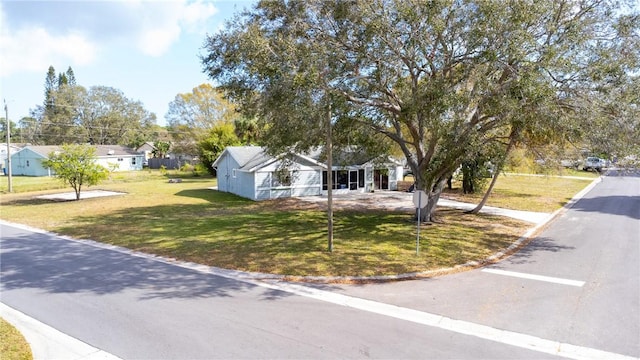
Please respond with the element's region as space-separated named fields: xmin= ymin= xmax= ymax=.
xmin=0 ymin=0 xmax=256 ymax=126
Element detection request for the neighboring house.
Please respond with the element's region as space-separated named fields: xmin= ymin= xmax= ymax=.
xmin=1 ymin=143 xmax=24 ymax=174
xmin=212 ymin=146 xmax=403 ymax=201
xmin=136 ymin=142 xmax=156 ymax=166
xmin=10 ymin=145 xmax=144 ymax=176
xmin=135 ymin=141 xmax=197 ymax=169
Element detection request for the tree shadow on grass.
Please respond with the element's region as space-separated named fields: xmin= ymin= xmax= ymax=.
xmin=0 ymin=230 xmax=296 ymax=301
xmin=175 ymin=188 xmax=253 ymax=207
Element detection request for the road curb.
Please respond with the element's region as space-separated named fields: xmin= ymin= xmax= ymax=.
xmin=0 ymin=302 xmax=122 ymax=360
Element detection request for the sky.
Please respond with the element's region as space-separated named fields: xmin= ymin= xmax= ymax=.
xmin=0 ymin=0 xmax=256 ymax=126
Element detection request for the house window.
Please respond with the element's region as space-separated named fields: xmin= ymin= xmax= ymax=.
xmin=322 ymin=170 xmax=343 ymax=190
xmin=358 ymin=169 xmax=365 ymax=188
xmin=132 ymin=157 xmax=136 ymax=165
xmin=26 ymin=160 xmax=30 ymax=167
xmin=336 ymin=170 xmax=348 ymax=189
xmin=117 ymin=158 xmax=123 ymax=162
xmin=232 ymin=169 xmax=237 ymax=178
xmin=272 ymin=169 xmax=291 ymax=187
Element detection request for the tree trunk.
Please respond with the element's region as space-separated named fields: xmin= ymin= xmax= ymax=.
xmin=467 ymin=135 xmax=516 ymax=214
xmin=415 ymin=177 xmax=447 ymax=223
xmin=466 ymin=164 xmax=499 ymax=214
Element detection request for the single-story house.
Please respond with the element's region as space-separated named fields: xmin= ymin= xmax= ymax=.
xmin=136 ymin=141 xmax=156 ymax=166
xmin=10 ymin=145 xmax=144 ymax=176
xmin=212 ymin=146 xmax=404 ymax=201
xmin=1 ymin=143 xmax=24 ymax=174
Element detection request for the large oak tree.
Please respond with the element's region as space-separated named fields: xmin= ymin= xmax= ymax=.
xmin=202 ymin=0 xmax=639 ymax=221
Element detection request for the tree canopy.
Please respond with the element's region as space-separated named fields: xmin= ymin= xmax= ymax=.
xmin=198 ymin=122 xmax=242 ymax=175
xmin=29 ymin=66 xmax=157 ymax=147
xmin=165 ymin=83 xmax=240 ymax=157
xmin=202 ymin=0 xmax=639 ymax=221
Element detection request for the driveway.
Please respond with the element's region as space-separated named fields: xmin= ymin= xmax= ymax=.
xmin=300 ymin=190 xmax=553 ymax=224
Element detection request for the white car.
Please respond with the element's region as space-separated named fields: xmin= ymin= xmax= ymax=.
xmin=582 ymin=157 xmax=607 ymax=172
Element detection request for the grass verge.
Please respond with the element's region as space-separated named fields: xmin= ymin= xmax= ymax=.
xmin=0 ymin=317 xmax=33 ymax=360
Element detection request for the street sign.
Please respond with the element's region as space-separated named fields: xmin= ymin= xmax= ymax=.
xmin=413 ymin=190 xmax=428 ymax=208
xmin=412 ymin=190 xmax=428 ymax=255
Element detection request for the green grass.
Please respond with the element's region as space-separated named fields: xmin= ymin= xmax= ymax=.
xmin=444 ymin=173 xmax=595 ymax=212
xmin=0 ymin=317 xmax=33 ymax=360
xmin=0 ymin=174 xmax=66 ymax=193
xmin=0 ymin=170 xmax=592 ymax=277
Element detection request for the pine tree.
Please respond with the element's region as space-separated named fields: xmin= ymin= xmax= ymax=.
xmin=44 ymin=66 xmax=56 ymax=107
xmin=58 ymin=73 xmax=68 ymax=87
xmin=66 ymin=67 xmax=76 ymax=86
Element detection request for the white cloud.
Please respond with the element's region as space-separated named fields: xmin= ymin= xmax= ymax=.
xmin=0 ymin=4 xmax=98 ymax=77
xmin=182 ymin=1 xmax=219 ymax=32
xmin=0 ymin=0 xmax=220 ymax=75
xmin=132 ymin=0 xmax=219 ymax=57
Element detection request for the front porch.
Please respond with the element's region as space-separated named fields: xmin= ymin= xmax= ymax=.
xmin=321 ymin=167 xmax=398 ymax=195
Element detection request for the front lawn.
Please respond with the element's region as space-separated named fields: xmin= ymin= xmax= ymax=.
xmin=444 ymin=174 xmax=595 ymax=212
xmin=0 ymin=171 xmax=592 ymax=277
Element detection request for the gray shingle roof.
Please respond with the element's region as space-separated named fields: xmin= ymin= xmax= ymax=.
xmin=25 ymin=145 xmax=139 ymax=158
xmin=224 ymin=146 xmax=272 ymax=170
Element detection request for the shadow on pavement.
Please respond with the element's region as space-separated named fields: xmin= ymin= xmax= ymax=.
xmin=492 ymin=236 xmax=576 ymax=266
xmin=570 ymin=195 xmax=640 ymax=220
xmin=0 ymin=231 xmax=296 ymax=301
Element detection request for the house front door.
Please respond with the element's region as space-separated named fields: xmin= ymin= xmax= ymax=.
xmin=349 ymin=170 xmax=358 ymax=190
xmin=374 ymin=169 xmax=389 ymax=190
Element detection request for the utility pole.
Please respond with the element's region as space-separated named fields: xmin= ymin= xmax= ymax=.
xmin=4 ymin=99 xmax=13 ymax=192
xmin=326 ymin=100 xmax=333 ymax=252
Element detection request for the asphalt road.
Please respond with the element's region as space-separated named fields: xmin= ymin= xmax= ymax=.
xmin=328 ymin=169 xmax=640 ymax=358
xmin=1 ymin=170 xmax=638 ymax=359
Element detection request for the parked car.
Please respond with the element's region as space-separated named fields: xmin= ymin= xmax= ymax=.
xmin=582 ymin=157 xmax=607 ymax=172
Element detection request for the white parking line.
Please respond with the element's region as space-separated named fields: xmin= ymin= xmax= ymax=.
xmin=482 ymin=268 xmax=586 ymax=287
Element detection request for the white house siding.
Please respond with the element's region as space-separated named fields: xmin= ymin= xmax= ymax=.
xmin=96 ymin=156 xmax=144 ymax=172
xmin=216 ymin=153 xmax=240 ymax=193
xmin=255 ymin=171 xmax=271 ymax=200
xmin=235 ymin=170 xmax=256 ymax=200
xmin=388 ymin=165 xmax=401 ymax=190
xmin=255 ymin=163 xmax=322 ymax=201
xmin=255 ymin=169 xmax=322 ymax=200
xmin=291 ymin=170 xmax=322 ymax=197
xmin=1 ymin=144 xmax=21 ymax=171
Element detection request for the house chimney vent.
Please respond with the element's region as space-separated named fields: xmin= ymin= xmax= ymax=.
xmin=107 ymin=149 xmax=115 ymax=155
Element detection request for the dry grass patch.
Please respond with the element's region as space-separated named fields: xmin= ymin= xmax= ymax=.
xmin=0 ymin=317 xmax=33 ymax=360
